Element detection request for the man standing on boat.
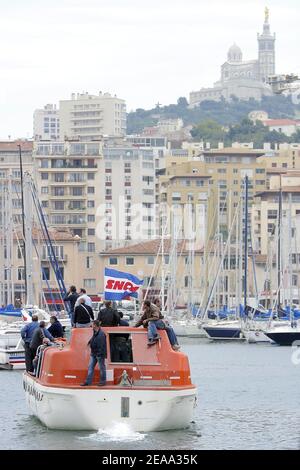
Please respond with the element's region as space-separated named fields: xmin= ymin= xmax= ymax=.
xmin=74 ymin=298 xmax=94 ymax=328
xmin=75 ymin=288 xmax=93 ymax=308
xmin=97 ymin=300 xmax=120 ymax=326
xmin=63 ymin=285 xmax=79 ymax=327
xmin=81 ymin=320 xmax=107 ymax=387
xmin=21 ymin=314 xmax=39 ymax=372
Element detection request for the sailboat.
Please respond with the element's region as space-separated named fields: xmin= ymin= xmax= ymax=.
xmin=201 ymin=178 xmax=250 ymax=340
xmin=263 ymin=189 xmax=300 ymax=345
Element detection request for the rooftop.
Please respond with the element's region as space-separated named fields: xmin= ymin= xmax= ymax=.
xmin=203 ymin=148 xmax=265 ymax=156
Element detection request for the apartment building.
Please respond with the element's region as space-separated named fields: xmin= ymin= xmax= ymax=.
xmin=59 ymin=92 xmax=126 ymax=140
xmin=158 ymin=148 xmax=268 ymax=243
xmin=99 ymin=146 xmax=157 ymax=249
xmin=0 ymin=141 xmax=34 ymax=303
xmin=34 ymin=140 xmax=103 ymax=290
xmin=33 ymin=104 xmax=60 ymax=141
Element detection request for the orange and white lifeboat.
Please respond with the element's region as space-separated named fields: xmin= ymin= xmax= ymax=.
xmin=23 ymin=327 xmax=197 ymax=432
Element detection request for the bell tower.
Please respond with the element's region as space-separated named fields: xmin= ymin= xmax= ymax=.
xmin=257 ymin=7 xmax=276 ymax=81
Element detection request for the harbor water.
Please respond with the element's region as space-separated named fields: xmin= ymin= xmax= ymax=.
xmin=1 ymin=338 xmax=299 ymax=450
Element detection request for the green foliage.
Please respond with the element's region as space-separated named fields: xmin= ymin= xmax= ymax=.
xmin=126 ymin=94 xmax=300 ymax=136
xmin=190 ymin=120 xmax=226 ymax=147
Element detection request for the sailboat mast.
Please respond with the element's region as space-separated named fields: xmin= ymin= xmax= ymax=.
xmin=18 ymin=144 xmax=27 ymax=300
xmin=277 ymin=183 xmax=282 ymax=307
xmin=243 ymin=175 xmax=249 ymax=311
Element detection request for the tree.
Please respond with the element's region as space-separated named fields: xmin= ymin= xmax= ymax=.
xmin=191 ymin=120 xmax=225 ymax=146
xmin=177 ymin=97 xmax=188 ymax=108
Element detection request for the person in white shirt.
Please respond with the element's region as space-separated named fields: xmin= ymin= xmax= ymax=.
xmin=75 ymin=288 xmax=93 ymax=308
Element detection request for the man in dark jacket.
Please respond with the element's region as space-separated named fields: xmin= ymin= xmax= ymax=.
xmin=63 ymin=285 xmax=79 ymax=326
xmin=21 ymin=314 xmax=39 ymax=372
xmin=74 ymin=298 xmax=94 ymax=328
xmin=81 ymin=320 xmax=107 ymax=386
xmin=97 ymin=300 xmax=120 ymax=326
xmin=48 ymin=316 xmax=64 ymax=338
xmin=29 ymin=321 xmax=54 ymax=361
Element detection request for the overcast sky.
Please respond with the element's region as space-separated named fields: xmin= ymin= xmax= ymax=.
xmin=0 ymin=0 xmax=299 ymax=139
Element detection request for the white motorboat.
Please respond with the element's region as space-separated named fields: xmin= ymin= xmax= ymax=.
xmin=0 ymin=324 xmax=25 ymax=369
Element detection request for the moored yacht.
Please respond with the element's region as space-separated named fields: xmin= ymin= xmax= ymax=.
xmin=264 ymin=322 xmax=300 ymax=346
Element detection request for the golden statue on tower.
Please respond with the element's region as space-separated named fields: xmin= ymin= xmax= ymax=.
xmin=265 ymin=6 xmax=269 ymax=23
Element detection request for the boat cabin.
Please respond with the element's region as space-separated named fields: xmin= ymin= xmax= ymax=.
xmin=34 ymin=327 xmax=193 ymax=389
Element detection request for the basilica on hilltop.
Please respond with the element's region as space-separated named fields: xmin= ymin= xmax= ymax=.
xmin=189 ymin=8 xmax=275 ymax=107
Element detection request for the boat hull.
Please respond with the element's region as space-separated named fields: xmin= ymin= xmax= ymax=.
xmin=0 ymin=348 xmax=25 ymax=369
xmin=264 ymin=332 xmax=300 ymax=346
xmin=203 ymin=326 xmax=244 ymax=340
xmin=243 ymin=330 xmax=271 ymax=343
xmin=23 ymin=374 xmax=197 ymax=432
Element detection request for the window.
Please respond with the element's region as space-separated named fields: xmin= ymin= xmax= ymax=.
xmin=41 ymin=159 xmax=48 ymax=168
xmin=109 ymin=257 xmax=118 ymax=265
xmin=53 ymin=187 xmax=65 ymax=196
xmin=41 ymin=173 xmax=48 ymax=180
xmin=126 ymin=257 xmax=134 ymax=265
xmin=17 ymin=246 xmax=24 ymax=259
xmin=54 ymin=201 xmax=64 ymax=210
xmin=256 ymin=168 xmax=265 ymax=174
xmin=88 ymin=215 xmax=95 ymax=222
xmin=87 ymin=201 xmax=95 ymax=208
xmin=41 ymin=201 xmax=48 ymax=208
xmin=71 ymin=187 xmax=83 ymax=196
xmin=41 ymin=187 xmax=48 ymax=194
xmin=17 ymin=267 xmax=25 ymax=280
xmin=268 ymin=210 xmax=277 ymax=219
xmin=84 ymin=279 xmax=96 ymax=289
xmin=196 ymin=180 xmax=204 ymax=187
xmin=88 ymin=228 xmax=95 ymax=236
xmin=87 ymin=173 xmax=95 ymax=180
xmin=42 ymin=267 xmax=50 ymax=281
xmin=86 ymin=256 xmax=94 ymax=269
xmin=54 ymin=173 xmax=64 ymax=183
xmin=88 ymin=187 xmax=95 ymax=194
xmin=142 ymin=175 xmax=153 ymax=183
xmin=147 ymin=256 xmax=154 ymax=264
xmin=87 ymin=243 xmax=95 ymax=253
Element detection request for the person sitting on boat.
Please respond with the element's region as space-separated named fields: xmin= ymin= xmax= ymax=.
xmin=97 ymin=300 xmax=120 ymax=326
xmin=74 ymin=298 xmax=94 ymax=328
xmin=81 ymin=320 xmax=107 ymax=387
xmin=75 ymin=288 xmax=93 ymax=309
xmin=134 ymin=300 xmax=180 ymax=350
xmin=48 ymin=315 xmax=64 ymax=338
xmin=21 ymin=314 xmax=40 ymax=372
xmin=29 ymin=321 xmax=55 ymax=366
xmin=152 ymin=298 xmax=180 ymax=351
xmin=63 ymin=285 xmax=79 ymax=327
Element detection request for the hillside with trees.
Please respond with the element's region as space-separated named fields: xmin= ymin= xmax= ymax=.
xmin=127 ymin=95 xmax=300 ymax=137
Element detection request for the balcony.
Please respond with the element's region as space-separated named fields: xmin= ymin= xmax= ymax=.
xmin=41 ymin=254 xmax=68 ymax=262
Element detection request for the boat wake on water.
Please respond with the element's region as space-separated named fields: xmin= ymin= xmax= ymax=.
xmin=78 ymin=422 xmax=146 ymax=443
